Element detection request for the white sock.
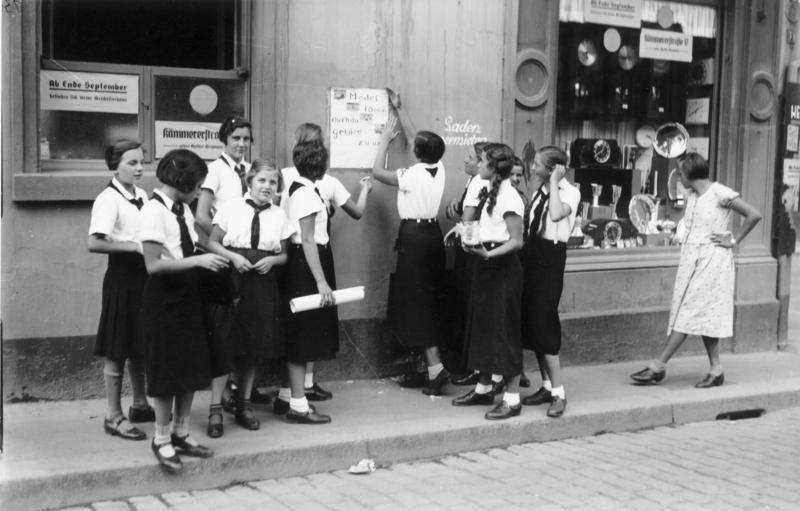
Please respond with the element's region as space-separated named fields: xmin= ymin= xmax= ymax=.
xmin=278 ymin=387 xmax=291 ymax=402
xmin=290 ymin=396 xmax=310 ymax=413
xmin=551 ymin=385 xmax=566 ymax=399
xmin=709 ymin=365 xmax=723 ymax=376
xmin=171 ymin=415 xmax=189 ymax=438
xmin=428 ymin=363 xmax=444 ymax=380
xmin=491 ymin=374 xmax=503 ymax=383
xmin=154 ymin=424 xmax=171 ymax=445
xmin=649 ymin=360 xmax=667 ymax=372
xmin=542 ymin=379 xmax=553 ymax=391
xmin=475 ymin=383 xmax=492 ymax=394
xmin=304 ymin=373 xmax=314 ymax=389
xmin=504 ymin=392 xmax=520 ymax=406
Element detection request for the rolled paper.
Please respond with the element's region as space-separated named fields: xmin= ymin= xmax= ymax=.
xmin=290 ymin=286 xmax=365 ymax=313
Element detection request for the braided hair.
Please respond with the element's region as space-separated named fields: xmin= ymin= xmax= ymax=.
xmin=482 ymin=144 xmax=515 ymax=215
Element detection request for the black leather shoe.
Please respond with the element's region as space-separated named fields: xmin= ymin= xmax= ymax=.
xmin=521 ymin=387 xmax=552 ymax=406
xmin=547 ymin=396 xmax=567 ymax=418
xmin=128 ymin=405 xmax=155 ymax=423
xmin=207 ymin=410 xmax=223 ymax=438
xmin=451 ymin=372 xmax=480 ymax=386
xmin=423 ymin=368 xmax=451 ymax=396
xmin=251 ymin=387 xmax=272 ymax=404
xmin=452 ymin=390 xmax=495 ymax=406
xmin=305 ymin=383 xmax=333 ymax=401
xmin=286 ymin=408 xmax=331 ymax=424
xmin=170 ymin=434 xmax=214 ymax=458
xmin=221 ymin=386 xmax=237 ymax=414
xmin=152 ymin=440 xmax=182 ymax=472
xmin=273 ymin=398 xmax=289 ymax=415
xmin=235 ymin=405 xmax=261 ymax=430
xmin=490 ymin=378 xmax=507 ymax=396
xmin=104 ymin=416 xmax=146 ymax=441
xmin=485 ymin=400 xmax=522 ymax=420
xmin=695 ymin=373 xmax=724 ymax=388
xmin=519 ymin=373 xmax=532 ymax=388
xmin=630 ymin=367 xmax=666 ymax=384
xmin=398 ymin=372 xmax=428 ymax=388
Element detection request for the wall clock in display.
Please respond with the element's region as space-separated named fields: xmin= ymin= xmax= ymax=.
xmin=570 ymin=138 xmax=621 ymax=168
xmin=578 ymin=39 xmax=598 ymax=67
xmin=618 ymin=45 xmax=638 ymax=71
xmin=635 ymin=125 xmax=656 ymax=148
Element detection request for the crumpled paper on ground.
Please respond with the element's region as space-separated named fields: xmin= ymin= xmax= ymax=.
xmin=348 ymin=458 xmax=376 ymax=474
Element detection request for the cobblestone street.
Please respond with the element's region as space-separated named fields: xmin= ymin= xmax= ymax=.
xmin=59 ymin=406 xmax=800 ymax=511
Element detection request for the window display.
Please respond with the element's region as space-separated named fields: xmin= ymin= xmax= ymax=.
xmin=555 ymin=1 xmax=719 ymax=251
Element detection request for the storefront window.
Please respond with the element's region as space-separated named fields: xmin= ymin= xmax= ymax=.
xmin=38 ymin=0 xmax=247 ymax=168
xmin=555 ymin=0 xmax=718 ymax=251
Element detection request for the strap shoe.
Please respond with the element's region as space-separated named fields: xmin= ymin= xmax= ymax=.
xmin=128 ymin=405 xmax=155 ymax=423
xmin=305 ymin=383 xmax=333 ymax=401
xmin=104 ymin=416 xmax=146 ymax=441
xmin=151 ymin=440 xmax=182 ymax=473
xmin=452 ymin=390 xmax=495 ymax=406
xmin=547 ymin=396 xmax=567 ymax=418
xmin=286 ymin=408 xmax=331 ymax=424
xmin=630 ymin=367 xmax=666 ymax=384
xmin=485 ymin=400 xmax=522 ymax=420
xmin=521 ymin=387 xmax=552 ymax=406
xmin=695 ymin=373 xmax=724 ymax=388
xmin=170 ymin=434 xmax=213 ymax=458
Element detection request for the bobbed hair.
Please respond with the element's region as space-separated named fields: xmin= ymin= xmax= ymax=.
xmin=413 ymin=130 xmax=446 ymax=164
xmin=218 ymin=116 xmax=252 ymax=144
xmin=156 ymin=149 xmax=208 ymax=194
xmin=105 ymin=140 xmax=142 ymax=170
xmin=677 ymin=152 xmax=709 ymax=180
xmin=247 ymin=158 xmax=283 ymax=192
xmin=295 ymin=123 xmax=324 ymax=144
xmin=293 ymin=140 xmax=328 ymax=181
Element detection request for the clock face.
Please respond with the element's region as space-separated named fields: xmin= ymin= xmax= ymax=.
xmin=578 ymin=40 xmax=598 ymax=67
xmin=635 ymin=125 xmax=656 ymax=148
xmin=593 ymin=139 xmax=611 ymax=164
xmin=618 ymin=45 xmax=638 ymax=71
xmin=603 ymin=221 xmax=623 ymax=244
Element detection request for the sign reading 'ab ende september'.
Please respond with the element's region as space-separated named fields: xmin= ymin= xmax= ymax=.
xmin=40 ymin=70 xmax=138 ymax=114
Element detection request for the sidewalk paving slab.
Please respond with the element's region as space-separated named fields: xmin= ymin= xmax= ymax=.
xmin=2 ymin=351 xmax=800 ymax=511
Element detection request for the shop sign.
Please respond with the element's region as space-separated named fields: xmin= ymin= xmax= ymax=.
xmin=154 ymin=121 xmax=223 ymax=160
xmin=329 ymin=87 xmax=389 ymax=169
xmin=639 ymin=28 xmax=693 ymax=63
xmin=584 ymin=0 xmax=642 ymax=28
xmin=443 ymin=116 xmax=488 ymax=146
xmin=784 ymin=83 xmax=800 ymax=124
xmin=40 ymin=70 xmax=138 ymax=114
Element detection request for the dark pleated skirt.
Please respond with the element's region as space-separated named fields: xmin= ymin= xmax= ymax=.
xmin=387 ymin=221 xmax=446 ymax=348
xmin=142 ymin=269 xmax=212 ymax=397
xmin=465 ymin=251 xmax=523 ymax=376
xmin=93 ymin=253 xmax=147 ymax=361
xmin=282 ymin=243 xmax=339 ymax=363
xmin=445 ymin=243 xmax=476 ymax=370
xmin=195 ymin=249 xmax=235 ymax=378
xmin=227 ymin=247 xmax=284 ymax=360
xmin=521 ymin=237 xmax=567 ymax=355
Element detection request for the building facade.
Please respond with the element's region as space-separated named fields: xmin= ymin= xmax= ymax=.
xmin=3 ymin=0 xmax=798 ymax=400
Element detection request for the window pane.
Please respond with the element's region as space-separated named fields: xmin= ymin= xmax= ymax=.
xmin=44 ymin=0 xmax=236 ymax=70
xmin=39 ymin=111 xmax=138 ymax=160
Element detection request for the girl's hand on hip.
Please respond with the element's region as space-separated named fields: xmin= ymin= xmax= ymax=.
xmin=710 ymin=231 xmax=735 ymax=248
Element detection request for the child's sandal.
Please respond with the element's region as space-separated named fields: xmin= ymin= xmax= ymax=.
xmin=207 ymin=410 xmax=224 ymax=438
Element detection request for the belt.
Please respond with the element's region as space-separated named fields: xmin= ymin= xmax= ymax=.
xmin=482 ymin=241 xmax=504 ymax=250
xmin=529 ymin=236 xmax=566 ymax=247
xmin=291 ymin=242 xmax=330 ymax=249
xmin=401 ymin=218 xmax=437 ymax=224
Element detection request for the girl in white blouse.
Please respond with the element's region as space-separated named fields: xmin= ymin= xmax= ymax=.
xmin=88 ymin=140 xmax=152 ymax=441
xmin=207 ymin=160 xmax=294 ymax=431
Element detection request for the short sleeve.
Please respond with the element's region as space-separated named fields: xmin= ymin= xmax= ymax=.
xmin=289 ymin=187 xmax=324 ymax=221
xmin=331 ymin=177 xmax=351 ymax=207
xmin=463 ymin=177 xmax=489 ymax=207
xmin=137 ymin=203 xmax=166 ymax=245
xmin=201 ymin=164 xmax=221 ymax=194
xmin=500 ymin=189 xmax=525 ymax=218
xmin=278 ymin=210 xmax=295 ymax=240
xmin=564 ymin=184 xmax=582 ymax=214
xmin=88 ymin=191 xmax=117 ymax=236
xmin=396 ymin=167 xmax=412 ymax=192
xmin=716 ymin=183 xmax=740 ymax=208
xmin=211 ymin=201 xmax=232 ymax=232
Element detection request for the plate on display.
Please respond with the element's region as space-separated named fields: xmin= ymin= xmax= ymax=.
xmin=578 ymin=40 xmax=598 ymax=67
xmin=628 ymin=194 xmax=655 ymax=233
xmin=618 ymin=45 xmax=638 ymax=71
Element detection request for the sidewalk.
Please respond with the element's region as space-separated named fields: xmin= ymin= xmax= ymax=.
xmin=3 ymin=351 xmax=800 ymax=511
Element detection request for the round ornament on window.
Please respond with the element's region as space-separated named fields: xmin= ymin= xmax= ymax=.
xmin=603 ymin=28 xmax=621 ymax=52
xmin=189 ymin=84 xmax=218 ymax=115
xmin=618 ymin=45 xmax=638 ymax=71
xmin=578 ymin=40 xmax=598 ymax=67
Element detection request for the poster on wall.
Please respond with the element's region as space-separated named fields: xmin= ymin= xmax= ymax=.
xmin=783 ymin=159 xmax=800 ymax=213
xmin=583 ymin=0 xmax=641 ymax=28
xmin=328 ymin=87 xmax=389 ymax=169
xmin=639 ymin=29 xmax=693 ymax=63
xmin=40 ymin=70 xmax=138 ymax=114
xmin=155 ymin=121 xmax=223 ymax=160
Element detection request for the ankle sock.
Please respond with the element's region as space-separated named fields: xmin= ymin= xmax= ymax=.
xmin=278 ymin=387 xmax=292 ymax=402
xmin=491 ymin=374 xmax=503 ymax=383
xmin=475 ymin=383 xmax=492 ymax=394
xmin=209 ymin=403 xmax=222 ymax=415
xmin=428 ymin=363 xmax=444 ymax=380
xmin=551 ymin=386 xmax=566 ymax=399
xmin=504 ymin=392 xmax=520 ymax=406
xmin=154 ymin=424 xmax=171 ymax=445
xmin=304 ymin=373 xmax=314 ymax=389
xmin=290 ymin=396 xmax=310 ymax=413
xmin=542 ymin=379 xmax=553 ymax=391
xmin=172 ymin=415 xmax=189 ymax=438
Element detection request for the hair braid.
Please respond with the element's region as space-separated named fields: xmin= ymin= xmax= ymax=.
xmin=482 ymin=143 xmax=515 ymax=215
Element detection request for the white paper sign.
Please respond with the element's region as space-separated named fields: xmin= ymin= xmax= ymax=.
xmin=639 ymin=29 xmax=693 ymax=63
xmin=155 ymin=121 xmax=223 ymax=160
xmin=584 ymin=0 xmax=642 ymax=28
xmin=687 ymin=137 xmax=709 ymax=159
xmin=787 ymin=124 xmax=799 ymax=153
xmin=784 ymin=159 xmax=800 ymax=185
xmin=40 ymin=70 xmax=138 ymax=114
xmin=329 ymin=88 xmax=389 ymax=168
xmin=685 ymin=97 xmax=710 ymax=125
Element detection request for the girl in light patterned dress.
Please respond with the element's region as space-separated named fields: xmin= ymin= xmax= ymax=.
xmin=630 ymin=153 xmax=761 ymax=388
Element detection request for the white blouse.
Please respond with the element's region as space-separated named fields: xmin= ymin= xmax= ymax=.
xmin=202 ymin=152 xmax=251 ymax=212
xmin=280 ymin=167 xmax=350 ymax=212
xmin=88 ymin=178 xmax=148 ymax=242
xmin=479 ymin=180 xmax=525 ymax=243
xmin=213 ymin=195 xmax=294 ymax=251
xmin=285 ymin=176 xmax=329 ymax=245
xmin=396 ymin=161 xmax=445 ymax=219
xmin=137 ymin=189 xmax=199 ymax=260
